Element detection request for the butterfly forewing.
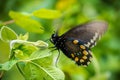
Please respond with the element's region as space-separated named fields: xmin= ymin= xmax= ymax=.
xmin=61 ymin=21 xmax=108 ymax=48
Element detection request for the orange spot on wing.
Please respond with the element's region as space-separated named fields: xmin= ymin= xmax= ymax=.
xmin=82 ymin=56 xmax=87 ymax=60
xmin=80 ymin=45 xmax=85 ymax=49
xmin=73 ymin=40 xmax=79 ymax=44
xmin=75 ymin=57 xmax=79 ymax=61
xmin=80 ymin=59 xmax=84 ymax=63
xmin=71 ymin=53 xmax=75 ymax=58
xmin=83 ymin=50 xmax=88 ymax=55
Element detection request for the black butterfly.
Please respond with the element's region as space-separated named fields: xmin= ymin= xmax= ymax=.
xmin=50 ymin=21 xmax=108 ymax=66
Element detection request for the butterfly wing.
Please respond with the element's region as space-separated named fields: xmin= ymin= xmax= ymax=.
xmin=59 ymin=38 xmax=92 ymax=66
xmin=59 ymin=21 xmax=108 ymax=66
xmin=61 ymin=21 xmax=108 ymax=48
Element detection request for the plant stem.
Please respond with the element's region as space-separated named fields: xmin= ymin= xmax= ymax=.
xmin=16 ymin=63 xmax=26 ymax=78
xmin=3 ymin=20 xmax=14 ymax=25
xmin=0 ymin=71 xmax=4 ymax=79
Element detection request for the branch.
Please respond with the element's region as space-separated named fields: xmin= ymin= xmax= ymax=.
xmin=3 ymin=20 xmax=14 ymax=25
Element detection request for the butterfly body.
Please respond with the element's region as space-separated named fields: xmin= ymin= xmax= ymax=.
xmin=50 ymin=21 xmax=108 ymax=66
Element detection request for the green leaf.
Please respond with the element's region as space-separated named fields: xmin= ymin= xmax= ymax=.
xmin=0 ymin=26 xmax=18 ymax=42
xmin=9 ymin=11 xmax=44 ymax=33
xmin=45 ymin=67 xmax=65 ymax=80
xmin=18 ymin=33 xmax=29 ymax=40
xmin=9 ymin=40 xmax=48 ymax=60
xmin=0 ymin=60 xmax=17 ymax=71
xmin=30 ymin=40 xmax=48 ymax=48
xmin=18 ymin=61 xmax=64 ymax=80
xmin=29 ymin=49 xmax=50 ymax=61
xmin=0 ymin=40 xmax=10 ymax=63
xmin=10 ymin=41 xmax=38 ymax=60
xmin=33 ymin=8 xmax=62 ymax=19
xmin=17 ymin=49 xmax=64 ymax=80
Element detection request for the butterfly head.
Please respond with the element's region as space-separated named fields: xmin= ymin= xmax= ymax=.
xmin=50 ymin=33 xmax=59 ymax=44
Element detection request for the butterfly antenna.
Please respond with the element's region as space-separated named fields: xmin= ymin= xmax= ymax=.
xmin=55 ymin=49 xmax=60 ymax=67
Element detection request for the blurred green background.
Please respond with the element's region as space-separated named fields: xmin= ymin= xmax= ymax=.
xmin=0 ymin=0 xmax=120 ymax=80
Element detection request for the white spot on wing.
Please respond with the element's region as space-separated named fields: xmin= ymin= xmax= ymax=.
xmin=90 ymin=32 xmax=98 ymax=43
xmin=84 ymin=42 xmax=91 ymax=47
xmin=89 ymin=32 xmax=99 ymax=48
xmin=90 ymin=39 xmax=94 ymax=43
xmin=87 ymin=62 xmax=90 ymax=65
xmin=88 ymin=50 xmax=92 ymax=55
xmin=84 ymin=32 xmax=99 ymax=48
xmin=91 ymin=44 xmax=95 ymax=48
xmin=93 ymin=33 xmax=99 ymax=41
xmin=91 ymin=42 xmax=97 ymax=48
xmin=94 ymin=42 xmax=96 ymax=46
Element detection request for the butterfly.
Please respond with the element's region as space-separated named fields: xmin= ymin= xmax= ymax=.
xmin=50 ymin=21 xmax=108 ymax=66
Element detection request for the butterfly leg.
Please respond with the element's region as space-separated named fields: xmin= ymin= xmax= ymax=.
xmin=55 ymin=49 xmax=61 ymax=67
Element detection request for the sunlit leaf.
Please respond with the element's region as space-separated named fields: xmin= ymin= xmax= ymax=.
xmin=18 ymin=57 xmax=64 ymax=80
xmin=0 ymin=40 xmax=10 ymax=62
xmin=29 ymin=49 xmax=50 ymax=61
xmin=56 ymin=0 xmax=77 ymax=11
xmin=9 ymin=39 xmax=48 ymax=60
xmin=0 ymin=26 xmax=17 ymax=42
xmin=18 ymin=33 xmax=29 ymax=40
xmin=33 ymin=8 xmax=61 ymax=19
xmin=9 ymin=11 xmax=44 ymax=33
xmin=31 ymin=40 xmax=48 ymax=48
xmin=16 ymin=48 xmax=64 ymax=80
xmin=0 ymin=60 xmax=17 ymax=71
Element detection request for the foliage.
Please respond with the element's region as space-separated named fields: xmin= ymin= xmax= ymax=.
xmin=0 ymin=26 xmax=64 ymax=80
xmin=0 ymin=0 xmax=120 ymax=80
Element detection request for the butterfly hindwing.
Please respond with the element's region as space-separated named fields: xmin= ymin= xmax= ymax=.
xmin=59 ymin=38 xmax=92 ymax=66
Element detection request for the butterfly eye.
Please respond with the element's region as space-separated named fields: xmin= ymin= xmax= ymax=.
xmin=50 ymin=38 xmax=54 ymax=43
xmin=51 ymin=33 xmax=59 ymax=44
xmin=52 ymin=33 xmax=58 ymax=38
xmin=51 ymin=34 xmax=56 ymax=38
